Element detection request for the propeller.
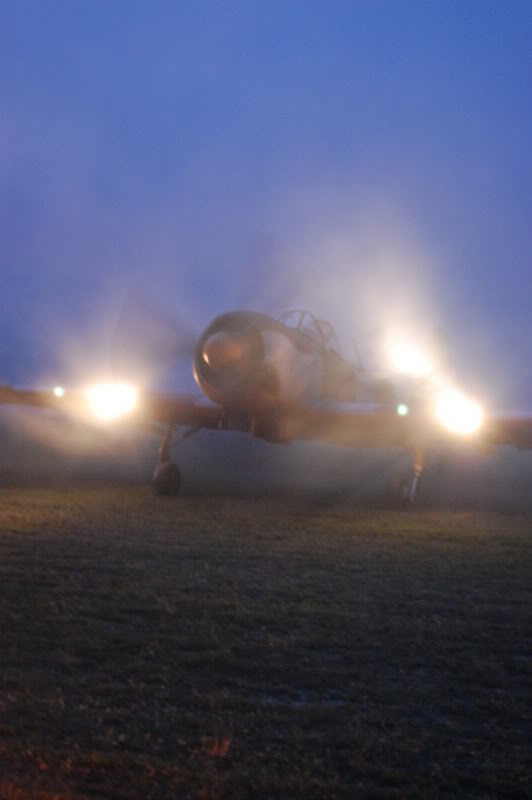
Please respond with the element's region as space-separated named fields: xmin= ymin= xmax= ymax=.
xmin=109 ymin=290 xmax=198 ymax=385
xmin=108 ymin=237 xmax=292 ymax=387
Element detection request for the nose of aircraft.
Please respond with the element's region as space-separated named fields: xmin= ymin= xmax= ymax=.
xmin=202 ymin=332 xmax=248 ymax=371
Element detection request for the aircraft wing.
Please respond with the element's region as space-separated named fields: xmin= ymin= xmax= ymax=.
xmin=279 ymin=404 xmax=532 ymax=451
xmin=137 ymin=393 xmax=224 ymax=429
xmin=0 ymin=385 xmax=62 ymax=412
xmin=0 ymin=387 xmax=422 ymax=446
xmin=280 ymin=404 xmax=421 ymax=449
xmin=2 ymin=385 xmax=532 ymax=451
xmin=0 ymin=385 xmax=225 ymax=431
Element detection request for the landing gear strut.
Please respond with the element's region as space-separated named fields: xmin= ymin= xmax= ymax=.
xmin=398 ymin=447 xmax=426 ymax=505
xmin=152 ymin=423 xmax=202 ymax=496
xmin=152 ymin=423 xmax=181 ymax=496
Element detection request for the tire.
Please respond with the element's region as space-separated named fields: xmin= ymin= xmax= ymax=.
xmin=153 ymin=463 xmax=182 ymax=496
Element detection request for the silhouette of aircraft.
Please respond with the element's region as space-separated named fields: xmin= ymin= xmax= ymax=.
xmin=2 ymin=309 xmax=531 ymax=501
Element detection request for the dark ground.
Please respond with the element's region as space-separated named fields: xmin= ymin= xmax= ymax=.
xmin=0 ymin=482 xmax=530 ymax=799
xmin=0 ymin=414 xmax=531 ymax=798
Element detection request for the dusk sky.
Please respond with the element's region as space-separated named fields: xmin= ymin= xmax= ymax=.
xmin=1 ymin=2 xmax=531 ymax=405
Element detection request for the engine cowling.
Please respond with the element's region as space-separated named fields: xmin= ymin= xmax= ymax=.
xmin=193 ymin=312 xmax=280 ymax=411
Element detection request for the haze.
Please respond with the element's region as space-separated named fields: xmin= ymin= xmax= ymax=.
xmin=1 ymin=2 xmax=531 ymax=406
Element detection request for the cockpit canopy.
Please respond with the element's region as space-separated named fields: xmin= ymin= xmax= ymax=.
xmin=279 ymin=309 xmax=342 ymax=354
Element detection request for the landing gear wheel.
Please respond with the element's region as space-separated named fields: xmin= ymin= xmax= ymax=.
xmin=398 ymin=477 xmax=412 ymax=505
xmin=390 ymin=471 xmax=421 ymax=507
xmin=153 ymin=463 xmax=182 ymax=496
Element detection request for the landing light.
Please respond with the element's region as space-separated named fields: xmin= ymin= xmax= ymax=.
xmin=397 ymin=403 xmax=409 ymax=417
xmin=53 ymin=385 xmax=65 ymax=398
xmin=389 ymin=341 xmax=433 ymax=379
xmin=85 ymin=383 xmax=137 ymax=422
xmin=435 ymin=389 xmax=483 ymax=435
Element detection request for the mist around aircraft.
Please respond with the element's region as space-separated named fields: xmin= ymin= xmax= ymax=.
xmin=2 ymin=305 xmax=531 ymax=504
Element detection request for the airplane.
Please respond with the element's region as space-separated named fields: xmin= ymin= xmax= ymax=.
xmin=1 ymin=308 xmax=532 ymax=502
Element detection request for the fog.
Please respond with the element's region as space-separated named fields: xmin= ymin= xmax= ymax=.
xmin=2 ymin=406 xmax=532 ymax=513
xmin=1 ymin=4 xmax=531 ymax=424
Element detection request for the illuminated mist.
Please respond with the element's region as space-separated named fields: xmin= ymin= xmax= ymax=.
xmin=1 ymin=3 xmax=531 ymax=490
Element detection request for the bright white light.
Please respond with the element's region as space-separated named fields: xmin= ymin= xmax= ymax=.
xmin=53 ymin=386 xmax=65 ymax=398
xmin=85 ymin=383 xmax=137 ymax=422
xmin=397 ymin=403 xmax=409 ymax=417
xmin=435 ymin=389 xmax=484 ymax=435
xmin=388 ymin=341 xmax=433 ymax=378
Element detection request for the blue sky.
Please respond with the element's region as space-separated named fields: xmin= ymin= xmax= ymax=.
xmin=1 ymin=2 xmax=531 ymax=403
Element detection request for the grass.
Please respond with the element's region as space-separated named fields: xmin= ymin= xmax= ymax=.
xmin=0 ymin=485 xmax=530 ymax=798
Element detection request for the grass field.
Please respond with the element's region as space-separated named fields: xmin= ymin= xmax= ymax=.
xmin=0 ymin=484 xmax=530 ymax=799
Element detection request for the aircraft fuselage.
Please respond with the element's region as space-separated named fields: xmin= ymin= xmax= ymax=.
xmin=193 ymin=311 xmax=358 ymax=414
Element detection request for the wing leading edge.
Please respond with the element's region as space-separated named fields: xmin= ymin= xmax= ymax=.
xmin=2 ymin=385 xmax=532 ymax=450
xmin=0 ymin=386 xmax=224 ymax=431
